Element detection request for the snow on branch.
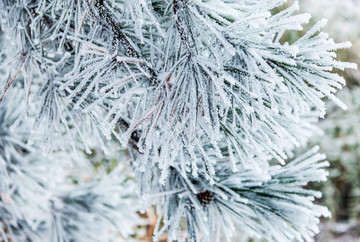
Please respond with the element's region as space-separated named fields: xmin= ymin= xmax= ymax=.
xmin=0 ymin=0 xmax=357 ymax=241
xmin=149 ymin=147 xmax=330 ymax=242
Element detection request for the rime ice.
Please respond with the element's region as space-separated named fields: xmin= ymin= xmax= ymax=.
xmin=0 ymin=0 xmax=357 ymax=241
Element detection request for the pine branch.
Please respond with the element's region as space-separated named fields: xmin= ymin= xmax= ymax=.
xmin=93 ymin=0 xmax=159 ymax=85
xmin=1 ymin=1 xmax=358 ymax=241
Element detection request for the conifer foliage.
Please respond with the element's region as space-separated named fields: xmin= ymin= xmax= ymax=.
xmin=0 ymin=0 xmax=357 ymax=241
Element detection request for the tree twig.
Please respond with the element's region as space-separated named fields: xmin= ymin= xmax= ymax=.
xmin=0 ymin=51 xmax=28 ymax=103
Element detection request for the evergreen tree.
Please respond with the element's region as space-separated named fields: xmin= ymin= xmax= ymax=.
xmin=0 ymin=0 xmax=357 ymax=241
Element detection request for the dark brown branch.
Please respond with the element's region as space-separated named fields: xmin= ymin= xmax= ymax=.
xmin=118 ymin=118 xmax=142 ymax=153
xmin=173 ymin=0 xmax=192 ymax=55
xmin=93 ymin=0 xmax=159 ymax=85
xmin=0 ymin=51 xmax=28 ymax=103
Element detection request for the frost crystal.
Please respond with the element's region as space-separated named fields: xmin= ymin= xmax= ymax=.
xmin=0 ymin=0 xmax=357 ymax=241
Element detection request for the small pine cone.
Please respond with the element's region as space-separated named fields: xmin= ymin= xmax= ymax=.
xmin=197 ymin=190 xmax=214 ymax=207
